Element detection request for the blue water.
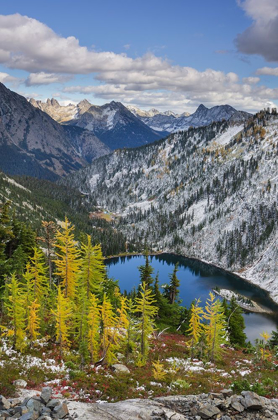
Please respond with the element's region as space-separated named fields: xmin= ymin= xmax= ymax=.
xmin=106 ymin=254 xmax=278 ymax=343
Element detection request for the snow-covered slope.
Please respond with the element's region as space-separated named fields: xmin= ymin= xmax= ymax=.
xmin=131 ymin=104 xmax=251 ymax=133
xmin=63 ymin=111 xmax=278 ymax=303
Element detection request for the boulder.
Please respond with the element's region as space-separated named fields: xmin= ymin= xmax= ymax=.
xmin=13 ymin=380 xmax=27 ymax=389
xmin=241 ymin=391 xmax=264 ymax=410
xmin=198 ymin=404 xmax=221 ymax=418
xmin=111 ymin=363 xmax=130 ymax=374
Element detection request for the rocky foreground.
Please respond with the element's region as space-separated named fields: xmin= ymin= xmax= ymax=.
xmin=1 ymin=387 xmax=278 ymax=420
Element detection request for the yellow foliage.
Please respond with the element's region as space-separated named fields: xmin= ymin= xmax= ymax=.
xmin=152 ymin=360 xmax=166 ymax=381
xmin=51 ymin=287 xmax=72 ymax=351
xmin=55 ymin=217 xmax=81 ymax=299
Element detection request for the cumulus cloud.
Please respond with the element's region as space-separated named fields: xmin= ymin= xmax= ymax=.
xmin=25 ymin=72 xmax=73 ymax=86
xmin=236 ymin=0 xmax=278 ymax=61
xmin=242 ymin=76 xmax=260 ymax=84
xmin=256 ymin=67 xmax=278 ymax=76
xmin=0 ymin=12 xmax=276 ymax=112
xmin=0 ymin=71 xmax=20 ymax=87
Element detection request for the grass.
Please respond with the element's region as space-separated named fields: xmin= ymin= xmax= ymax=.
xmin=0 ymin=333 xmax=277 ymax=402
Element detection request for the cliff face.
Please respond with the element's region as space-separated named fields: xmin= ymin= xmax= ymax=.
xmin=0 ymin=83 xmax=110 ymax=179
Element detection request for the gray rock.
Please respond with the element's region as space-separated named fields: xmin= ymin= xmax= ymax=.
xmin=37 ymin=417 xmax=52 ymax=420
xmin=9 ymin=399 xmax=21 ymax=408
xmin=52 ymin=402 xmax=69 ymax=419
xmin=111 ymin=363 xmax=130 ymax=374
xmin=19 ymin=412 xmax=38 ymax=420
xmin=230 ymin=399 xmax=245 ymax=413
xmin=220 ymin=417 xmax=231 ymax=420
xmin=13 ymin=381 xmax=27 ymax=389
xmin=26 ymin=398 xmax=43 ymax=414
xmin=0 ymin=397 xmax=11 ymax=410
xmin=221 ymin=389 xmax=233 ymax=398
xmin=40 ymin=389 xmax=52 ymax=405
xmin=198 ymin=404 xmax=221 ymax=418
xmin=241 ymin=391 xmax=264 ymax=410
xmin=45 ymin=400 xmax=60 ymax=409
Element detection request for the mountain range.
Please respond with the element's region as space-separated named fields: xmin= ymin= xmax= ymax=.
xmin=31 ymin=99 xmax=169 ymax=150
xmin=0 ymin=83 xmax=110 ymax=180
xmin=129 ymin=103 xmax=252 ymax=132
xmin=62 ymin=110 xmax=278 ymax=304
xmin=31 ymin=97 xmax=251 ymax=147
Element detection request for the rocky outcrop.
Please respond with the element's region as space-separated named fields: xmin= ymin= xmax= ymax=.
xmin=7 ymin=388 xmax=277 ymax=420
xmin=0 ymin=387 xmax=72 ymax=420
xmin=66 ymin=390 xmax=278 ymax=419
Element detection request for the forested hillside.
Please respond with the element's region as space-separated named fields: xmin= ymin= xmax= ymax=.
xmin=0 ymin=172 xmax=131 ymax=256
xmin=63 ymin=110 xmax=278 ymax=303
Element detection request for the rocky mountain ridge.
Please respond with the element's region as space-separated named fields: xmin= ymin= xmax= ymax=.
xmin=62 ymin=111 xmax=278 ymax=304
xmin=30 ymin=98 xmax=169 ymax=150
xmin=131 ymin=103 xmax=252 ymax=133
xmin=0 ymin=83 xmax=110 ymax=180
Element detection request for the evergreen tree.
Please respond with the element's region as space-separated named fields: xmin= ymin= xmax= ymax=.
xmin=138 ymin=252 xmax=154 ymax=288
xmin=204 ymin=293 xmax=227 ymax=362
xmin=226 ymin=297 xmax=246 ymax=347
xmin=51 ymin=287 xmax=72 ymax=354
xmin=134 ymin=282 xmax=158 ymax=364
xmin=87 ymin=294 xmax=101 ymax=363
xmin=187 ymin=298 xmax=204 ymax=359
xmin=55 ymin=218 xmax=81 ymax=299
xmin=168 ymin=263 xmax=180 ymax=304
xmin=27 ymin=299 xmax=40 ymax=346
xmin=79 ymin=235 xmax=106 ymax=298
xmin=4 ymin=274 xmax=26 ymax=351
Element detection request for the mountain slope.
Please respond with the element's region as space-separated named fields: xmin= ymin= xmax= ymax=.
xmin=31 ymin=99 xmax=169 ymax=150
xmin=62 ymin=111 xmax=278 ymax=303
xmin=0 ymin=171 xmax=130 ymax=256
xmin=132 ymin=104 xmax=251 ymax=133
xmin=0 ymin=83 xmax=110 ymax=179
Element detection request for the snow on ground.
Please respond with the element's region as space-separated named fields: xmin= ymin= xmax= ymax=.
xmin=214 ymin=125 xmax=243 ymax=146
xmin=103 ymin=108 xmax=117 ymax=130
xmin=89 ymin=174 xmax=100 ymax=189
xmin=5 ymin=176 xmax=31 ymax=192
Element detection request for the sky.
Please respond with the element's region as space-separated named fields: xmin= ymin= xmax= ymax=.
xmin=0 ymin=0 xmax=278 ymax=113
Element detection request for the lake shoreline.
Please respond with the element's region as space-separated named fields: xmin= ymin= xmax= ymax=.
xmin=105 ymin=250 xmax=278 ymax=314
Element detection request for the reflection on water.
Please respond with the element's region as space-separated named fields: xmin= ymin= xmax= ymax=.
xmin=106 ymin=253 xmax=278 ymax=343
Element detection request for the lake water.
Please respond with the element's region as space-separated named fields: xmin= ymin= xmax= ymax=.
xmin=106 ymin=253 xmax=278 ymax=343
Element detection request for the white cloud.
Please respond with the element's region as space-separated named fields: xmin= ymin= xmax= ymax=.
xmin=0 ymin=71 xmax=20 ymax=87
xmin=25 ymin=72 xmax=72 ymax=86
xmin=0 ymin=12 xmax=277 ymax=113
xmin=242 ymin=76 xmax=260 ymax=84
xmin=236 ymin=0 xmax=278 ymax=61
xmin=256 ymin=67 xmax=278 ymax=76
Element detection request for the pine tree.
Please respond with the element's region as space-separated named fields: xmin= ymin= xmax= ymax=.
xmin=87 ymin=294 xmax=101 ymax=363
xmin=4 ymin=274 xmax=26 ymax=351
xmin=204 ymin=293 xmax=227 ymax=361
xmin=27 ymin=299 xmax=40 ymax=346
xmin=55 ymin=218 xmax=81 ymax=299
xmin=101 ymin=294 xmax=117 ymax=365
xmin=138 ymin=252 xmax=154 ymax=288
xmin=187 ymin=298 xmax=204 ymax=358
xmin=79 ymin=235 xmax=106 ymax=298
xmin=134 ymin=282 xmax=158 ymax=364
xmin=226 ymin=297 xmax=246 ymax=347
xmin=75 ymin=286 xmax=89 ymax=366
xmin=28 ymin=247 xmax=49 ymax=303
xmin=168 ymin=263 xmax=180 ymax=304
xmin=39 ymin=221 xmax=56 ymax=286
xmin=51 ymin=287 xmax=72 ymax=354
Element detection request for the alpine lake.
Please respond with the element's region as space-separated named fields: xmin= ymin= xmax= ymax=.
xmin=106 ymin=253 xmax=278 ymax=343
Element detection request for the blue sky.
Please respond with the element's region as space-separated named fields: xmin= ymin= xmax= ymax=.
xmin=0 ymin=0 xmax=278 ymax=113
